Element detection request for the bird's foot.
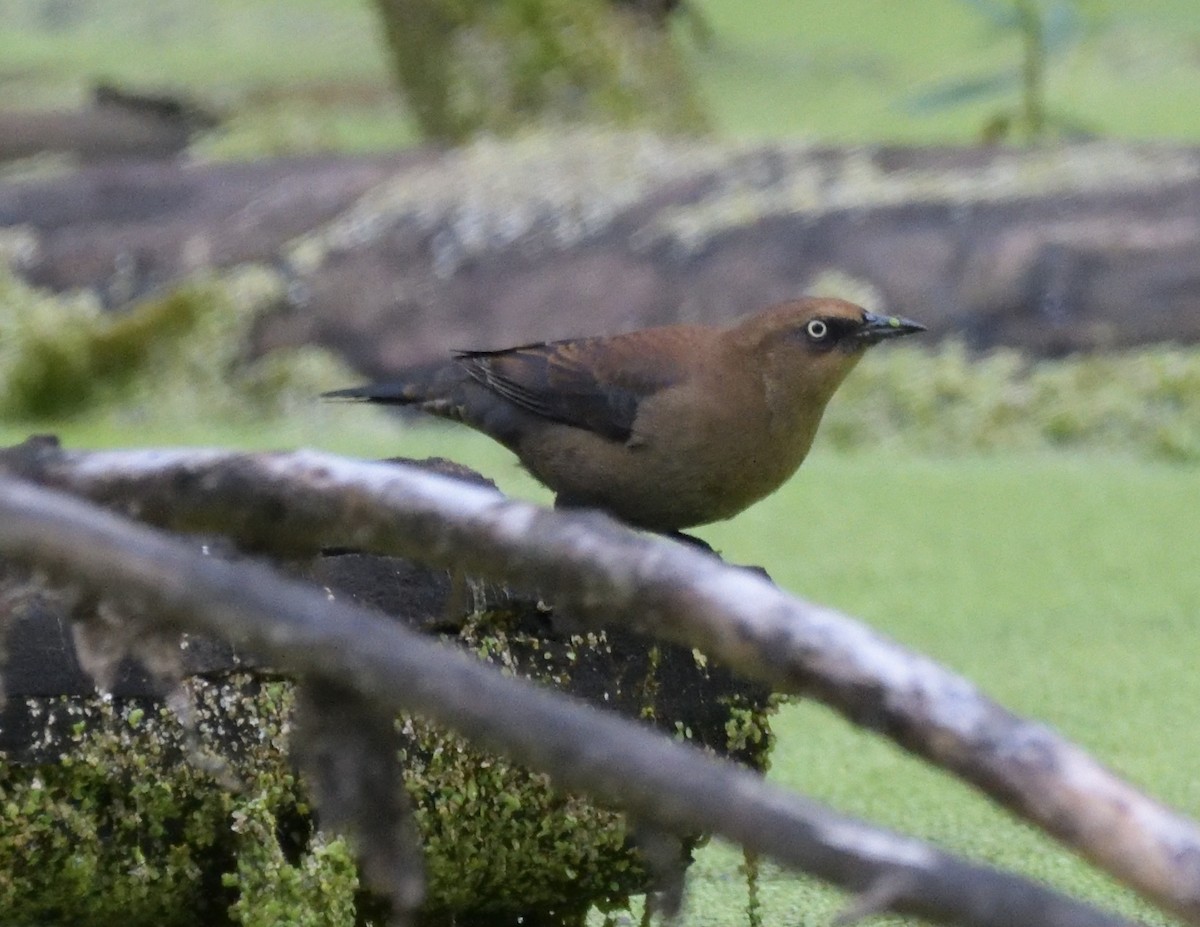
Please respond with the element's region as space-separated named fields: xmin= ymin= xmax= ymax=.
xmin=665 ymin=530 xmax=715 ymax=553
xmin=664 ymin=532 xmax=773 ymax=583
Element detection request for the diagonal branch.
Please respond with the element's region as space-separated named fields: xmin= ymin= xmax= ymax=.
xmin=2 ymin=441 xmax=1199 ymax=922
xmin=0 ymin=473 xmax=1139 ymax=927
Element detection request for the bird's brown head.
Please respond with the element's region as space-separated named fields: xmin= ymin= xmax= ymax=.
xmin=731 ymin=297 xmax=926 ymax=423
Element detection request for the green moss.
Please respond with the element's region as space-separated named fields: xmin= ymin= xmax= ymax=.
xmin=824 ymin=340 xmax=1200 ymax=462
xmin=721 ymin=701 xmax=778 ymax=761
xmin=400 ymin=721 xmax=632 ymax=921
xmin=740 ymin=849 xmax=762 ymax=927
xmin=0 ymin=275 xmax=107 ymax=419
xmin=0 ymin=677 xmax=339 ymax=927
xmin=408 ymin=618 xmax=648 ymax=921
xmin=2 ymin=606 xmax=774 ymax=926
xmin=0 ymin=265 xmax=356 ymax=425
xmin=225 ymin=801 xmax=359 ymax=927
xmin=638 ymin=645 xmax=662 ymax=722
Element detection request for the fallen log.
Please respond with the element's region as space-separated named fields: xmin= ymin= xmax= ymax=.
xmin=3 ymin=136 xmax=1199 ymax=356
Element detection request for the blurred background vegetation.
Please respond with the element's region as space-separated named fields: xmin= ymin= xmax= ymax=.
xmin=1 ymin=0 xmax=1199 ymax=155
xmin=2 ymin=2 xmax=1199 ymax=926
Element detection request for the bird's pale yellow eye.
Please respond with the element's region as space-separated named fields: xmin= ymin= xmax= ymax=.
xmin=806 ymin=319 xmax=828 ymax=340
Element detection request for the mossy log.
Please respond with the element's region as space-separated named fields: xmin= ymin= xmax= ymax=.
xmin=0 ymin=462 xmax=774 ymax=927
xmin=2 ymin=442 xmax=1196 ymax=927
xmin=3 ymin=137 xmax=1200 ymax=357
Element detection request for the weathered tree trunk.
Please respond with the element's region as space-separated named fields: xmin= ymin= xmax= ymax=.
xmin=371 ymin=0 xmax=708 ymax=141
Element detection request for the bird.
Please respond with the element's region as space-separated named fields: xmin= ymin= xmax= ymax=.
xmin=324 ymin=298 xmax=924 ymax=537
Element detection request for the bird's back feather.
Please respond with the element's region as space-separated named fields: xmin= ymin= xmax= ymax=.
xmin=454 ymin=332 xmax=687 ymax=443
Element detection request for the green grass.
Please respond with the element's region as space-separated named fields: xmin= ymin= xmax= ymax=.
xmin=697 ymin=450 xmax=1199 ymax=926
xmin=1 ymin=0 xmax=1198 ymax=153
xmin=682 ymin=0 xmax=1200 ymax=142
xmin=0 ymin=0 xmax=419 ymax=154
xmin=5 ymin=415 xmax=1196 ymax=924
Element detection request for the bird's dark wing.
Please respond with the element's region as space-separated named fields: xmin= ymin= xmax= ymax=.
xmin=454 ymin=333 xmax=685 ymax=443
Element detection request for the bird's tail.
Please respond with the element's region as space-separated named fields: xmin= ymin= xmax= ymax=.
xmin=321 ymin=382 xmax=422 ymax=403
xmin=321 ymin=361 xmax=477 ymax=425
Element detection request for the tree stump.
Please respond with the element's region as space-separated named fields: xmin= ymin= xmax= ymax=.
xmin=0 ymin=457 xmax=774 ymax=926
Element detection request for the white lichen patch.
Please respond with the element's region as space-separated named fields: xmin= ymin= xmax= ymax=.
xmin=647 ymin=143 xmax=1200 ymax=254
xmin=0 ymin=225 xmax=41 ymax=271
xmin=287 ymin=129 xmax=745 ymax=278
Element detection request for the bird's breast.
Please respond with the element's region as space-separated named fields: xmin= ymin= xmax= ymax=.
xmin=515 ymin=371 xmax=819 ymax=530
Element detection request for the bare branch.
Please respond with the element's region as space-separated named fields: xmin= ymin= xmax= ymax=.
xmin=294 ymin=678 xmax=426 ymax=922
xmin=834 ymin=871 xmax=922 ymax=927
xmin=0 ymin=473 xmax=1140 ymax=927
xmin=2 ymin=441 xmax=1199 ymax=922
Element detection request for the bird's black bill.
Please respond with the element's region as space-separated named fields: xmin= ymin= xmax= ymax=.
xmin=855 ymin=311 xmax=927 ymax=344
